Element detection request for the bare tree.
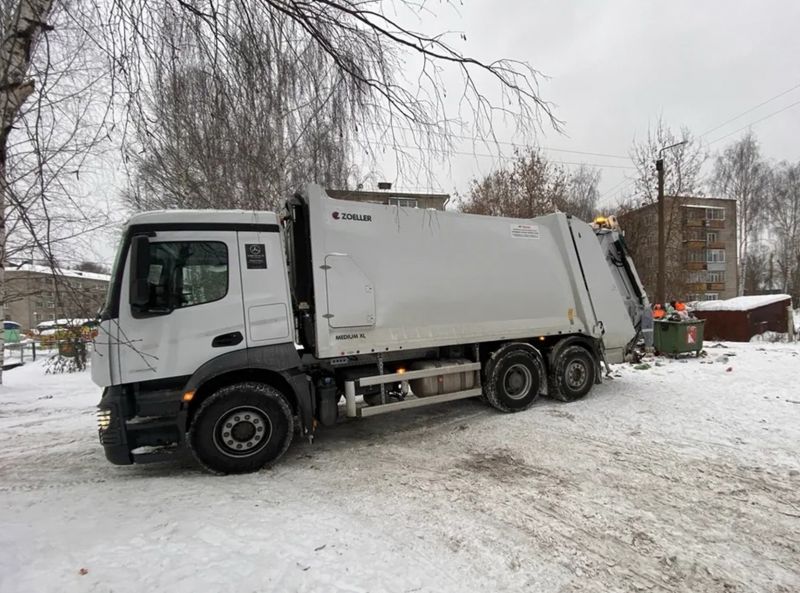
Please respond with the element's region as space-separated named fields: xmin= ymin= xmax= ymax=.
xmin=125 ymin=10 xmax=355 ymax=211
xmin=1 ymin=0 xmax=58 ymax=379
xmin=567 ymin=164 xmax=601 ymax=222
xmin=459 ymin=148 xmax=600 ymax=221
xmin=2 ymin=0 xmax=116 ymax=374
xmin=105 ymin=0 xmax=559 ymax=193
xmin=629 ymin=117 xmax=707 ymax=204
xmin=712 ymin=131 xmax=771 ymax=295
xmin=742 ymin=246 xmax=771 ymax=295
xmin=768 ymin=161 xmax=800 ymax=299
xmin=460 ymin=149 xmax=567 ymax=218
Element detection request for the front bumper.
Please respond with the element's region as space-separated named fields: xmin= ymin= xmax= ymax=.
xmin=97 ymin=386 xmax=133 ymax=464
xmin=97 ymin=386 xmax=185 ymax=465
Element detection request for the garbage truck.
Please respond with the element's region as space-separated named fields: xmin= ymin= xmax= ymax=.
xmin=92 ymin=184 xmax=647 ymax=474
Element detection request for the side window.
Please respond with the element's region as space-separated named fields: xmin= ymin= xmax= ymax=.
xmin=389 ymin=197 xmax=418 ymax=208
xmin=147 ymin=241 xmax=228 ymax=310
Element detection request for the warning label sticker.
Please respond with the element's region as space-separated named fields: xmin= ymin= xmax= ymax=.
xmin=511 ymin=224 xmax=540 ymax=239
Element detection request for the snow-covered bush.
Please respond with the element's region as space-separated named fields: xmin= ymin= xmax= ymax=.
xmin=44 ymin=340 xmax=88 ymax=373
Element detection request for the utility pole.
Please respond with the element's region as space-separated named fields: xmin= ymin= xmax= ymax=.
xmin=655 ymin=140 xmax=688 ymax=306
xmin=656 ymin=158 xmax=665 ymax=306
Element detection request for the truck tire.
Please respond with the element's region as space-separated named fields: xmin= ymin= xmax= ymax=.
xmin=189 ymin=382 xmax=293 ymax=474
xmin=485 ymin=347 xmax=542 ymax=413
xmin=549 ymin=345 xmax=596 ymax=402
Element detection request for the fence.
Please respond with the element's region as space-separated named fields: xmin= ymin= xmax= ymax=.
xmin=3 ymin=339 xmax=86 ymax=370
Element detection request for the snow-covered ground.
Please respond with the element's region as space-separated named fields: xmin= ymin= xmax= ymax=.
xmin=1 ymin=344 xmax=799 ymax=593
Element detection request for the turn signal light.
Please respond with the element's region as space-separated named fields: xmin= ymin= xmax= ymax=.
xmin=182 ymin=390 xmax=196 ymax=402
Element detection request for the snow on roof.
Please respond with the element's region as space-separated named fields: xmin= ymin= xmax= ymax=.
xmin=36 ymin=318 xmax=95 ymax=329
xmin=10 ymin=263 xmax=110 ymax=282
xmin=693 ymin=294 xmax=791 ymax=312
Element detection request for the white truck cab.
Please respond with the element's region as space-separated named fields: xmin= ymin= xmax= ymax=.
xmin=93 ymin=185 xmax=646 ymax=474
xmin=93 ymin=210 xmax=293 ymax=388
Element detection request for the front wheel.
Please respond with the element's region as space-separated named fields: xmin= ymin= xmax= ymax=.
xmin=189 ymin=382 xmax=293 ymax=474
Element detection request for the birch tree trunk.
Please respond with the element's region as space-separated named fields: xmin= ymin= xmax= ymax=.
xmin=1 ymin=0 xmax=57 ymax=382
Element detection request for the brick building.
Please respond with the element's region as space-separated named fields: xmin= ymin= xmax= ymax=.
xmin=4 ymin=264 xmax=109 ymax=330
xmin=617 ymin=196 xmax=738 ymax=302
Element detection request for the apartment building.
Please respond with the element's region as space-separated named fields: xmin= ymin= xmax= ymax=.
xmin=4 ymin=264 xmax=109 ymax=330
xmin=617 ymin=196 xmax=737 ymax=302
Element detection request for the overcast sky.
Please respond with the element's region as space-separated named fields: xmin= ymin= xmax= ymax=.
xmin=378 ymin=0 xmax=800 ymax=209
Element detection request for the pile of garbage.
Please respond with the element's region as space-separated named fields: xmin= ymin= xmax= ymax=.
xmin=652 ymin=300 xmax=696 ymax=323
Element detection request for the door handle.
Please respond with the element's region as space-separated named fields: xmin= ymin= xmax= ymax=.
xmin=212 ymin=331 xmax=244 ymax=348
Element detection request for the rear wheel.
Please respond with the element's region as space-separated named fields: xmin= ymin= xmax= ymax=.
xmin=549 ymin=345 xmax=596 ymax=402
xmin=485 ymin=346 xmax=543 ymax=412
xmin=189 ymin=382 xmax=293 ymax=474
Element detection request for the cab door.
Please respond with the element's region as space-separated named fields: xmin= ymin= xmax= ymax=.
xmin=237 ymin=229 xmax=294 ymax=347
xmin=117 ymin=230 xmax=246 ymax=384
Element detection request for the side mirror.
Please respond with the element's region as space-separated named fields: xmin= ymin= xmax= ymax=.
xmin=129 ymin=235 xmax=151 ymax=308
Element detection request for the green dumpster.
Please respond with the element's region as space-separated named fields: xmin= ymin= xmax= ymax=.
xmin=654 ymin=319 xmax=705 ymax=356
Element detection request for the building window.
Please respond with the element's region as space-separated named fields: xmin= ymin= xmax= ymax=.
xmin=388 ymin=197 xmax=418 ymax=208
xmin=706 ymin=231 xmax=719 ymax=243
xmin=688 ymin=249 xmax=706 ymax=263
xmin=686 ymin=271 xmax=707 ymax=283
xmin=706 ymin=249 xmax=725 ymax=263
xmin=704 ymin=293 xmax=719 ymax=301
xmin=706 ymin=208 xmax=725 ymax=220
xmin=686 ymin=293 xmax=704 ymax=302
xmin=686 ymin=228 xmax=706 ymax=241
xmin=708 ymin=271 xmax=725 ymax=283
xmin=686 ymin=207 xmax=706 ymax=220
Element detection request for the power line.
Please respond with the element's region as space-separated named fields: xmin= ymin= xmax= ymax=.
xmin=599 ymin=175 xmax=636 ymax=201
xmin=707 ymin=98 xmax=800 ymax=146
xmin=700 ymin=81 xmax=800 ymax=138
xmin=376 ymin=142 xmax=638 ymax=169
xmin=600 ymin=86 xmax=800 ymax=205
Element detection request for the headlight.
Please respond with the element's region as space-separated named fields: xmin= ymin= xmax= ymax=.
xmin=97 ymin=410 xmax=112 ymax=430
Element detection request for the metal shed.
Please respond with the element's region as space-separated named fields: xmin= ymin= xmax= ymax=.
xmin=691 ymin=295 xmax=793 ymax=342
